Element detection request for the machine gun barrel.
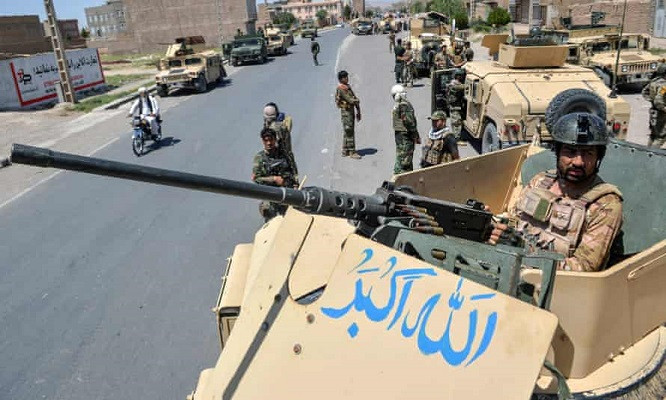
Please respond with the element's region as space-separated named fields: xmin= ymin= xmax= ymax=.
xmin=10 ymin=144 xmax=387 ymax=222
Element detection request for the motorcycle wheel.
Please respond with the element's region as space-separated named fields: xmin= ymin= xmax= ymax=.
xmin=132 ymin=136 xmax=144 ymax=156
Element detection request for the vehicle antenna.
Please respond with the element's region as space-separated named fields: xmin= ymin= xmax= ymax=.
xmin=609 ymin=0 xmax=628 ymax=98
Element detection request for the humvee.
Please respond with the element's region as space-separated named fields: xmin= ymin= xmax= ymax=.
xmin=9 ymin=129 xmax=665 ymax=399
xmin=545 ymin=26 xmax=664 ymax=88
xmin=301 ymin=20 xmax=318 ymax=38
xmin=154 ymin=36 xmax=226 ymax=97
xmin=432 ymin=39 xmax=631 ymax=153
xmin=272 ymin=24 xmax=294 ymax=46
xmin=230 ymin=35 xmax=268 ymax=66
xmin=266 ymin=32 xmax=288 ymax=56
xmin=351 ymin=18 xmax=373 ymax=35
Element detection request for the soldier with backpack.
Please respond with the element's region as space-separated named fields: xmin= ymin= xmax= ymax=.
xmin=263 ymin=102 xmax=297 ymax=175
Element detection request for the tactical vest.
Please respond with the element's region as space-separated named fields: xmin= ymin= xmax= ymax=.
xmin=392 ymin=100 xmax=412 ymax=132
xmin=336 ymin=85 xmax=354 ymax=110
xmin=259 ymin=151 xmax=294 ymax=187
xmin=423 ymin=134 xmax=454 ymax=165
xmin=515 ymin=172 xmax=623 ymax=258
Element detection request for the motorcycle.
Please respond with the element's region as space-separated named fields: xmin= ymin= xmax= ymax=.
xmin=131 ymin=116 xmax=161 ymax=156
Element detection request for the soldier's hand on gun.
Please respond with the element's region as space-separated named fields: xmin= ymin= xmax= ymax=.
xmin=273 ymin=176 xmax=285 ymax=186
xmin=488 ymin=222 xmax=508 ymax=245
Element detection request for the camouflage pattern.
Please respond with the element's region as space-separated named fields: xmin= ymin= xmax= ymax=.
xmin=392 ymin=98 xmax=419 ymax=174
xmin=512 ymin=171 xmax=623 ymax=272
xmin=433 ymin=51 xmax=450 ymax=69
xmin=336 ymin=83 xmax=360 ymax=154
xmin=641 ymin=77 xmax=666 ymax=148
xmin=389 ymin=31 xmax=395 ymax=53
xmin=266 ymin=119 xmax=297 ymax=174
xmin=464 ymin=47 xmax=474 ymax=62
xmin=394 ymin=45 xmax=405 ymax=83
xmin=252 ymin=149 xmax=298 ymax=222
xmin=447 ymin=78 xmax=465 ymax=138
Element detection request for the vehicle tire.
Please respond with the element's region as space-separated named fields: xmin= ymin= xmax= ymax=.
xmin=481 ymin=121 xmax=501 ymax=154
xmin=157 ymin=84 xmax=168 ymax=97
xmin=195 ymin=74 xmax=207 ymax=93
xmin=132 ymin=136 xmax=143 ymax=157
xmin=545 ymin=89 xmax=606 ymax=133
xmin=594 ymin=67 xmax=612 ymax=88
xmin=232 ymin=59 xmax=239 ymax=67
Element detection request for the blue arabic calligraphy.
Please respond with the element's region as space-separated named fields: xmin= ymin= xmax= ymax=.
xmin=321 ymin=248 xmax=498 ymax=367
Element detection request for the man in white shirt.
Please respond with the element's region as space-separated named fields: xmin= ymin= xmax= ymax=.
xmin=128 ymin=87 xmax=160 ymax=135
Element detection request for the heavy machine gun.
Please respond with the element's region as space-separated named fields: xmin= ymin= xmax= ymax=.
xmin=9 ymin=144 xmax=561 ymax=308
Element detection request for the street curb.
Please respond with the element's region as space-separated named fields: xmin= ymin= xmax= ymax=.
xmin=97 ymin=84 xmax=157 ymax=112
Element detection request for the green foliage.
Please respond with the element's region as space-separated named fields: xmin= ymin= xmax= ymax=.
xmin=273 ymin=12 xmax=297 ymax=27
xmin=343 ymin=4 xmax=352 ymax=20
xmin=452 ymin=11 xmax=468 ymax=30
xmin=80 ymin=28 xmax=90 ymax=39
xmin=427 ymin=0 xmax=465 ymax=18
xmin=410 ymin=1 xmax=424 ymax=14
xmin=364 ymin=10 xmax=374 ymax=18
xmin=68 ymin=90 xmax=133 ymax=113
xmin=487 ymin=7 xmax=511 ymax=26
xmin=316 ymin=9 xmax=328 ymax=21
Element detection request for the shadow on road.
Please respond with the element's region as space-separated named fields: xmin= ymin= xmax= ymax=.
xmin=357 ymin=147 xmax=378 ymax=156
xmin=143 ymin=136 xmax=181 ymax=155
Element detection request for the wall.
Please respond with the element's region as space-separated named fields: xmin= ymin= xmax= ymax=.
xmin=0 ymin=48 xmax=106 ymax=110
xmin=545 ymin=0 xmax=653 ymax=34
xmin=0 ymin=15 xmax=51 ymax=55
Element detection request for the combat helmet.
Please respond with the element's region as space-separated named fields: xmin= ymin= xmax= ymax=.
xmin=550 ymin=113 xmax=609 ymax=146
xmin=655 ymin=63 xmax=666 ymax=77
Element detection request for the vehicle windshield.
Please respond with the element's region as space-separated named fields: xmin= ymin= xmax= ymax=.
xmin=168 ymin=59 xmax=182 ymax=67
xmin=620 ymin=37 xmax=639 ymax=49
xmin=591 ymin=41 xmax=612 ymax=52
xmin=185 ymin=58 xmax=202 ymax=65
xmin=233 ymin=39 xmax=262 ymax=48
xmin=269 ymin=35 xmax=281 ymax=41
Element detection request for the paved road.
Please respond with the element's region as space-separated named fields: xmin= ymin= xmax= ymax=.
xmin=0 ymin=28 xmax=451 ymax=400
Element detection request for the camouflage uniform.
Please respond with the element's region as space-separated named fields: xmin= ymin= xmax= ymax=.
xmin=394 ymin=44 xmax=405 ymax=83
xmin=463 ymin=47 xmax=474 ymax=62
xmin=252 ymin=149 xmax=298 ymax=222
xmin=265 ymin=117 xmax=297 ymax=175
xmin=512 ymin=171 xmax=623 ymax=272
xmin=641 ymin=76 xmax=666 ymax=148
xmin=335 ymin=83 xmax=360 ymax=156
xmin=392 ymin=97 xmax=419 ymax=174
xmin=421 ymin=130 xmax=459 ymax=167
xmin=447 ymin=77 xmax=465 ymax=139
xmin=433 ymin=51 xmax=450 ymax=69
xmin=389 ymin=31 xmax=395 ymax=53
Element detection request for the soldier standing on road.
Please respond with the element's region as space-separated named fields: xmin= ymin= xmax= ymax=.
xmin=420 ymin=110 xmax=460 ymax=168
xmin=447 ymin=69 xmax=466 ymax=141
xmin=433 ymin=44 xmax=450 ymax=70
xmin=263 ymin=102 xmax=297 ymax=175
xmin=463 ymin=41 xmax=474 ymax=62
xmin=310 ymin=36 xmax=320 ymax=66
xmin=391 ymin=84 xmax=421 ymax=174
xmin=252 ymin=127 xmax=299 ymax=222
xmin=489 ymin=113 xmax=623 ymax=272
xmin=394 ymin=39 xmax=406 ymax=83
xmin=641 ymin=63 xmax=666 ymax=148
xmin=389 ymin=30 xmax=396 ymax=53
xmin=335 ymin=70 xmax=362 ymax=159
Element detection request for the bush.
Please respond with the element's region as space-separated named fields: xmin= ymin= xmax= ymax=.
xmin=452 ymin=12 xmax=468 ymax=30
xmin=487 ymin=7 xmax=511 ymax=27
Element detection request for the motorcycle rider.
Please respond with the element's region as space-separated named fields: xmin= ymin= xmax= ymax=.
xmin=128 ymin=87 xmax=161 ymax=136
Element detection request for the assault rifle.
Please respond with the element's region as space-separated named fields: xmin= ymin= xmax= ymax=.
xmin=10 ymin=144 xmax=557 ymax=307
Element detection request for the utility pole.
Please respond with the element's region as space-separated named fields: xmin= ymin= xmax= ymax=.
xmin=609 ymin=0 xmax=628 ymax=98
xmin=43 ymin=0 xmax=76 ymax=104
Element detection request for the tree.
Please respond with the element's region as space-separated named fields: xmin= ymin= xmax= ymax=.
xmin=273 ymin=12 xmax=297 ymax=27
xmin=427 ymin=0 xmax=465 ymax=18
xmin=343 ymin=4 xmax=352 ymax=20
xmin=316 ymin=9 xmax=328 ymax=23
xmin=364 ymin=10 xmax=374 ymax=18
xmin=80 ymin=27 xmax=90 ymax=39
xmin=452 ymin=11 xmax=468 ymax=30
xmin=410 ymin=1 xmax=424 ymax=14
xmin=487 ymin=7 xmax=511 ymax=26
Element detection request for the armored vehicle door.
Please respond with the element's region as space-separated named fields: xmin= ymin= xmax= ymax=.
xmin=464 ymin=75 xmax=483 ymax=134
xmin=431 ymin=68 xmax=454 ymax=114
xmin=206 ymin=56 xmax=221 ymax=82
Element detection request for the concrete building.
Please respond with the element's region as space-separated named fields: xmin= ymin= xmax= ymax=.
xmin=258 ymin=0 xmax=342 ymax=26
xmin=85 ymin=0 xmax=128 ymax=40
xmin=0 ymin=15 xmax=51 ymax=55
xmin=542 ymin=0 xmax=652 ymax=34
xmin=352 ymin=0 xmax=365 ymax=17
xmin=43 ymin=19 xmax=86 ymax=48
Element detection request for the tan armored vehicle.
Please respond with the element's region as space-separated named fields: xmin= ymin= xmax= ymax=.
xmin=155 ymin=36 xmax=225 ymax=97
xmin=409 ymin=11 xmax=450 ymax=38
xmin=9 ymin=130 xmax=665 ymax=399
xmin=546 ymin=24 xmax=664 ymax=88
xmin=433 ymin=38 xmax=630 ymax=153
xmin=265 ymin=32 xmax=288 ymax=56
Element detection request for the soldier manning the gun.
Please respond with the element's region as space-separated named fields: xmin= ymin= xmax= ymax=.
xmin=252 ymin=127 xmax=299 ymax=222
xmin=310 ymin=36 xmax=320 ymax=66
xmin=389 ymin=30 xmax=396 ymax=53
xmin=641 ymin=63 xmax=666 ymax=148
xmin=394 ymin=39 xmax=406 ymax=84
xmin=263 ymin=103 xmax=297 ymax=175
xmin=463 ymin=41 xmax=474 ymax=62
xmin=489 ymin=113 xmax=624 ymax=272
xmin=420 ymin=110 xmax=459 ymax=168
xmin=391 ymin=84 xmax=421 ymax=174
xmin=447 ymin=69 xmax=466 ymax=141
xmin=335 ymin=70 xmax=362 ymax=159
xmin=433 ymin=45 xmax=450 ymax=70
